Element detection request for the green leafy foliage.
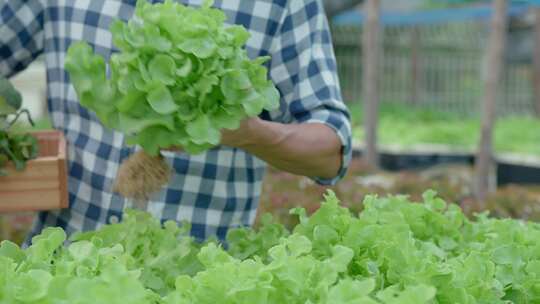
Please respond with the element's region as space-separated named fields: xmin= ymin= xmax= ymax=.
xmin=0 ymin=131 xmax=39 ymax=175
xmin=351 ymin=103 xmax=540 ymax=156
xmin=0 ymin=75 xmax=22 ymax=116
xmin=0 ymin=75 xmax=39 ymax=176
xmin=2 ymin=191 xmax=540 ymax=303
xmin=65 ymin=0 xmax=279 ymax=155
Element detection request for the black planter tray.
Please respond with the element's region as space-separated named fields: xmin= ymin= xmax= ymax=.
xmin=352 ymin=143 xmax=540 ymax=186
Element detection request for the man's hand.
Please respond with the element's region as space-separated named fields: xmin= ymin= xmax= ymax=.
xmin=220 ymin=117 xmax=343 ymax=180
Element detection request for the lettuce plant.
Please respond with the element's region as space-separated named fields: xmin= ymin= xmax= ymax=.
xmin=65 ymin=0 xmax=279 ymax=155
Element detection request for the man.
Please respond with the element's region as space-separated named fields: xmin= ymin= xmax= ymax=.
xmin=1 ymin=0 xmax=352 ymax=244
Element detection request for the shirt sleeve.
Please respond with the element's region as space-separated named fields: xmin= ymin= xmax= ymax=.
xmin=268 ymin=0 xmax=352 ymax=185
xmin=0 ymin=0 xmax=45 ymax=77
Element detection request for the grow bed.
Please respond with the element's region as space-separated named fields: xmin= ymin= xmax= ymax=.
xmin=353 ymin=143 xmax=540 ymax=186
xmin=350 ymin=103 xmax=540 ymax=185
xmin=2 ymin=190 xmax=540 ymax=303
xmin=350 ymin=103 xmax=540 ymax=156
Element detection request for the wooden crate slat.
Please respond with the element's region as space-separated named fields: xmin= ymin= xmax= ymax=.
xmin=0 ymin=131 xmax=68 ymax=213
xmin=0 ymin=162 xmax=59 ymax=181
xmin=0 ymin=189 xmax=62 ymax=212
xmin=0 ymin=179 xmax=60 ymax=192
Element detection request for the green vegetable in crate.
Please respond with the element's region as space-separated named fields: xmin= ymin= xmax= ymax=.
xmin=0 ymin=75 xmax=34 ymax=128
xmin=0 ymin=75 xmax=38 ymax=176
xmin=65 ymin=0 xmax=280 ymax=202
xmin=0 ymin=75 xmax=22 ymax=116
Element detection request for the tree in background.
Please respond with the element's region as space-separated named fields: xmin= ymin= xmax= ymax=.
xmin=534 ymin=5 xmax=540 ymax=115
xmin=362 ymin=0 xmax=381 ymax=170
xmin=475 ymin=0 xmax=508 ymax=203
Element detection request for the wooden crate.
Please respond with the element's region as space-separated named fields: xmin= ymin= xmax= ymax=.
xmin=0 ymin=131 xmax=68 ymax=213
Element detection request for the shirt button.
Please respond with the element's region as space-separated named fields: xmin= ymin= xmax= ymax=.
xmin=108 ymin=215 xmax=119 ymax=224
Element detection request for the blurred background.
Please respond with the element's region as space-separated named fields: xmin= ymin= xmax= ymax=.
xmin=3 ymin=0 xmax=540 ymax=243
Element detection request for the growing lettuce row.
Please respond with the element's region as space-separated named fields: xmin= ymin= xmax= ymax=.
xmin=349 ymin=103 xmax=540 ymax=157
xmin=1 ymin=190 xmax=539 ymax=303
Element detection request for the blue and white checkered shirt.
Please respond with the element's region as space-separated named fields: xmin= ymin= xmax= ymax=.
xmin=1 ymin=0 xmax=351 ymax=243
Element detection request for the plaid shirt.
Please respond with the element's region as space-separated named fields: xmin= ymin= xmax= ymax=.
xmin=1 ymin=0 xmax=352 ymax=243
